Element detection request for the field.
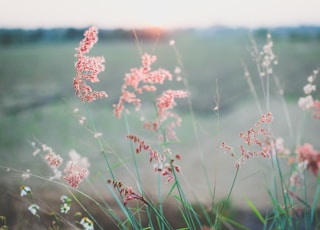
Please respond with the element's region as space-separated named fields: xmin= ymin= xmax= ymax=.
xmin=0 ymin=29 xmax=320 ymax=228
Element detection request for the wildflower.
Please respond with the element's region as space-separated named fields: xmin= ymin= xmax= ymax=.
xmin=296 ymin=143 xmax=320 ymax=176
xmin=60 ymin=203 xmax=71 ymax=214
xmin=221 ymin=112 xmax=273 ymax=168
xmin=63 ymin=161 xmax=88 ymax=188
xmin=113 ymin=53 xmax=173 ymax=119
xmin=60 ymin=195 xmax=72 ymax=214
xmin=157 ymin=90 xmax=188 ymax=112
xmin=74 ymin=26 xmax=108 ymax=102
xmin=28 ymin=204 xmax=40 ymax=216
xmin=126 ymin=135 xmax=181 ymax=181
xmin=20 ymin=185 xmax=31 ymax=197
xmin=45 ymin=152 xmax=63 ymax=168
xmin=106 ymin=179 xmax=147 ymax=206
xmin=160 ymin=162 xmax=181 ymax=183
xmin=298 ymin=95 xmax=314 ymax=111
xmin=42 ymin=144 xmax=63 ymax=169
xmin=80 ymin=217 xmax=94 ymax=230
xmin=303 ymin=83 xmax=316 ymax=94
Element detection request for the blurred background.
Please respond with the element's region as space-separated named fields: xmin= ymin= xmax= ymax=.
xmin=1 ymin=0 xmax=320 ymax=228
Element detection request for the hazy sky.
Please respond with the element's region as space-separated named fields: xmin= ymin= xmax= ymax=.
xmin=1 ymin=0 xmax=320 ymax=29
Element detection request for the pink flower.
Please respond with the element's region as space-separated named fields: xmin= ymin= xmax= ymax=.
xmin=312 ymin=100 xmax=320 ymax=119
xmin=107 ymin=180 xmax=146 ymax=206
xmin=42 ymin=144 xmax=63 ymax=168
xmin=77 ymin=26 xmax=98 ymax=54
xmin=221 ymin=112 xmax=273 ymax=169
xmin=63 ymin=161 xmax=88 ymax=188
xmin=126 ymin=135 xmax=181 ymax=182
xmin=113 ymin=53 xmax=173 ymax=118
xmin=156 ymin=90 xmax=188 ymax=112
xmin=45 ymin=152 xmax=63 ymax=168
xmin=296 ymin=143 xmax=320 ymax=176
xmin=74 ymin=26 xmax=108 ymax=102
xmin=298 ymin=95 xmax=314 ymax=111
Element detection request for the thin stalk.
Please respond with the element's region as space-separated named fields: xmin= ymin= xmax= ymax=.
xmin=272 ymin=147 xmax=293 ymax=228
xmin=84 ymin=105 xmax=117 ymax=180
xmin=123 ymin=113 xmax=143 ymax=193
xmin=310 ymin=173 xmax=320 ymax=224
xmin=171 ymin=41 xmax=213 ymax=198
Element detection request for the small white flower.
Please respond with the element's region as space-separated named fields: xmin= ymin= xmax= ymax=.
xmin=20 ymin=185 xmax=31 ymax=197
xmin=60 ymin=203 xmax=71 ymax=214
xmin=80 ymin=217 xmax=94 ymax=230
xmin=28 ymin=204 xmax=39 ymax=215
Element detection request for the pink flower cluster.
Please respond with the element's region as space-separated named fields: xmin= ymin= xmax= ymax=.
xmin=107 ymin=179 xmax=147 ymax=206
xmin=42 ymin=144 xmax=63 ymax=168
xmin=296 ymin=143 xmax=320 ymax=176
xmin=63 ymin=161 xmax=89 ymax=188
xmin=113 ymin=53 xmax=187 ymax=141
xmin=34 ymin=142 xmax=90 ymax=188
xmin=45 ymin=152 xmax=63 ymax=168
xmin=127 ymin=135 xmax=181 ymax=182
xmin=154 ymin=90 xmax=188 ymax=140
xmin=221 ymin=112 xmax=274 ymax=169
xmin=73 ymin=26 xmax=108 ymax=102
xmin=113 ymin=53 xmax=172 ymax=118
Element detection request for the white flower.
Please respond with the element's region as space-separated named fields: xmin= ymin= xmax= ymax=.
xmin=20 ymin=185 xmax=31 ymax=197
xmin=303 ymin=83 xmax=316 ymax=94
xmin=60 ymin=203 xmax=71 ymax=214
xmin=80 ymin=217 xmax=94 ymax=230
xmin=28 ymin=204 xmax=39 ymax=215
xmin=298 ymin=95 xmax=314 ymax=111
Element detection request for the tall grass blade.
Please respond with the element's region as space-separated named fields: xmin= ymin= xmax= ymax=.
xmin=244 ymin=197 xmax=266 ymax=225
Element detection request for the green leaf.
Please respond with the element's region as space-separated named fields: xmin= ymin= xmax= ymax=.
xmin=244 ymin=197 xmax=266 ymax=225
